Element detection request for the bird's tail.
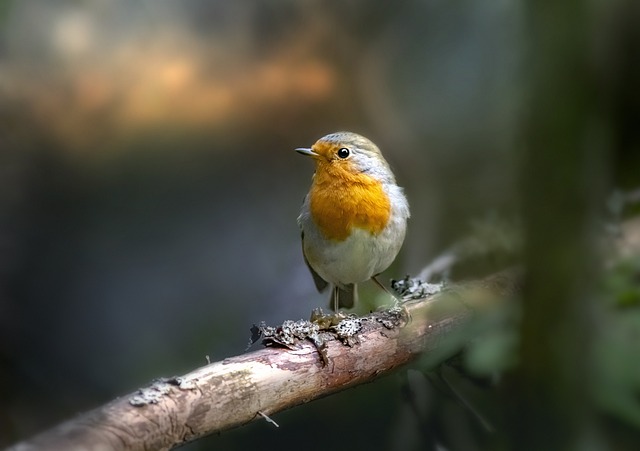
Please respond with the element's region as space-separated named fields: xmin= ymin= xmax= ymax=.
xmin=330 ymin=284 xmax=357 ymax=311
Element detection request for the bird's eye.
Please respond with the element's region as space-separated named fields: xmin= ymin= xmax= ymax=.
xmin=337 ymin=148 xmax=350 ymax=159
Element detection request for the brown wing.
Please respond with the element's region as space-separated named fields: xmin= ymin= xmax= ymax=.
xmin=301 ymin=231 xmax=329 ymax=292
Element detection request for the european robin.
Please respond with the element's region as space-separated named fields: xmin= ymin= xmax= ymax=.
xmin=296 ymin=131 xmax=410 ymax=311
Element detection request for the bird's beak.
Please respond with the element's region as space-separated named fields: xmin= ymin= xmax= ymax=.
xmin=295 ymin=147 xmax=319 ymax=157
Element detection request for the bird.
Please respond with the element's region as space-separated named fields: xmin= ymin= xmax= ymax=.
xmin=296 ymin=131 xmax=410 ymax=311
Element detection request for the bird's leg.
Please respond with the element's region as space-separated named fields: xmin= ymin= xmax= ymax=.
xmin=371 ymin=275 xmax=398 ymax=300
xmin=333 ymin=285 xmax=340 ymax=313
xmin=372 ymin=275 xmax=409 ymax=319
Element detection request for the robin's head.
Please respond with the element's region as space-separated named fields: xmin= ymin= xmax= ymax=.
xmin=296 ymin=131 xmax=395 ymax=184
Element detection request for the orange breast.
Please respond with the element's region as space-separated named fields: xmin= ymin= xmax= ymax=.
xmin=309 ymin=161 xmax=391 ymax=241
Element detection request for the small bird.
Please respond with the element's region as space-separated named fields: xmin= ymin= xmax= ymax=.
xmin=296 ymin=131 xmax=410 ymax=311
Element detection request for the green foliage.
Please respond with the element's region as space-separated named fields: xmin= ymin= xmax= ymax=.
xmin=593 ymin=256 xmax=640 ymax=427
xmin=593 ymin=308 xmax=640 ymax=427
xmin=463 ymin=304 xmax=520 ymax=376
xmin=410 ymin=250 xmax=640 ymax=446
xmin=604 ymin=256 xmax=640 ymax=307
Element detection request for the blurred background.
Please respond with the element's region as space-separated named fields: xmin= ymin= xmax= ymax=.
xmin=1 ymin=0 xmax=638 ymax=450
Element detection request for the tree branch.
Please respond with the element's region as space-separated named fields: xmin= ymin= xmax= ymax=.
xmin=9 ymin=271 xmax=520 ymax=451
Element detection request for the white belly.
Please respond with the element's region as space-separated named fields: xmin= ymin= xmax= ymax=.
xmin=302 ymin=218 xmax=406 ymax=287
